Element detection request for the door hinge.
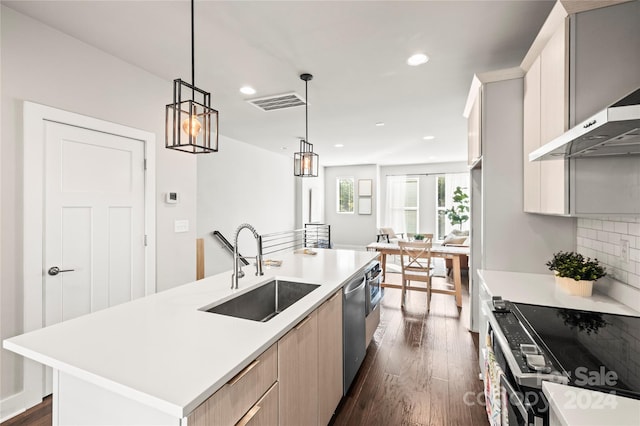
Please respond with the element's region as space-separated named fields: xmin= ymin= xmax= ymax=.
xmin=144 ymin=235 xmax=148 ymax=246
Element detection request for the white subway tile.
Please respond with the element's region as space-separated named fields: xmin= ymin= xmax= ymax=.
xmin=603 ymin=221 xmax=615 ymax=232
xmin=577 ymin=218 xmax=586 ymax=228
xmin=577 ymin=227 xmax=587 ymax=237
xmin=631 ymin=248 xmax=640 ymax=263
xmin=592 ymin=240 xmax=603 ymax=252
xmin=592 ymin=219 xmax=603 ymax=230
xmin=603 ymin=242 xmax=615 ymax=255
xmin=597 ymin=230 xmax=610 ymax=242
xmin=623 ymin=261 xmax=636 ymax=274
xmin=629 ymin=223 xmax=640 ymax=237
xmin=609 ymin=233 xmax=621 ymax=245
xmin=577 ymin=237 xmax=585 ymax=248
xmin=587 ymin=229 xmax=598 ymax=239
xmin=615 ymin=222 xmax=629 ymax=234
xmin=583 ymin=218 xmax=593 ymax=229
xmin=628 ymin=273 xmax=640 ymax=289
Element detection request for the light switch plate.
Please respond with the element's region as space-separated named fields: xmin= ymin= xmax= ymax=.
xmin=174 ymin=219 xmax=189 ymax=233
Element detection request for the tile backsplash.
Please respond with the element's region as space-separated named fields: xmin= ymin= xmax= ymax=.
xmin=577 ymin=217 xmax=640 ymax=290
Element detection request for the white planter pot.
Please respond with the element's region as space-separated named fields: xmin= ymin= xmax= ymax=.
xmin=555 ymin=275 xmax=594 ymax=297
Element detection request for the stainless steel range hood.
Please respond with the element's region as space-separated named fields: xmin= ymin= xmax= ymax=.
xmin=529 ymin=88 xmax=640 ymax=161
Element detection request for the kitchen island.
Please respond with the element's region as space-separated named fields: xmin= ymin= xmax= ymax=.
xmin=4 ymin=248 xmax=378 ymax=425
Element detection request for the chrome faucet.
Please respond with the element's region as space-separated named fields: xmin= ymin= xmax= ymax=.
xmin=231 ymin=223 xmax=264 ymax=289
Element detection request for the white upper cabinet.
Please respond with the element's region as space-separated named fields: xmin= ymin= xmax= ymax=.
xmin=522 ymin=0 xmax=640 ymax=216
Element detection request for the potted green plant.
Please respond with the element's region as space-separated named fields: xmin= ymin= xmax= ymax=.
xmin=414 ymin=234 xmax=425 ymax=241
xmin=446 ymin=186 xmax=469 ymax=230
xmin=546 ymin=251 xmax=606 ymax=296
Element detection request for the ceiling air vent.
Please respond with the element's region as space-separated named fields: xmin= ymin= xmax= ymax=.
xmin=247 ymin=92 xmax=306 ymax=112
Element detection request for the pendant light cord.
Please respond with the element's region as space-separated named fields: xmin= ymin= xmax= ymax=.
xmin=191 ymin=0 xmax=195 ymax=100
xmin=305 ymin=79 xmax=309 ymax=145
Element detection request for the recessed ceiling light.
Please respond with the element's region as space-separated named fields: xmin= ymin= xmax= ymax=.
xmin=407 ymin=53 xmax=429 ymax=66
xmin=375 ymin=122 xmax=385 ymax=127
xmin=423 ymin=135 xmax=435 ymax=140
xmin=334 ymin=144 xmax=344 ymax=148
xmin=240 ymin=86 xmax=256 ymax=95
xmin=281 ymin=146 xmax=287 ymax=150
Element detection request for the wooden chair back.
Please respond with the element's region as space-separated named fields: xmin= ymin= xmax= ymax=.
xmin=398 ymin=236 xmax=433 ymax=283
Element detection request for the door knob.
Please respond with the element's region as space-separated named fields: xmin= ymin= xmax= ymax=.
xmin=48 ymin=266 xmax=75 ymax=276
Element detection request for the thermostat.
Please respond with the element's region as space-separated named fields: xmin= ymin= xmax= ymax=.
xmin=165 ymin=192 xmax=179 ymax=204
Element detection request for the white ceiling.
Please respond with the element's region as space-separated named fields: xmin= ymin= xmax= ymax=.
xmin=3 ymin=0 xmax=554 ymax=166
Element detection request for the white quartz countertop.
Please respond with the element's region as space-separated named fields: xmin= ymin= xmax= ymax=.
xmin=543 ymin=382 xmax=640 ymax=426
xmin=3 ymin=249 xmax=378 ymax=418
xmin=478 ymin=269 xmax=639 ymax=316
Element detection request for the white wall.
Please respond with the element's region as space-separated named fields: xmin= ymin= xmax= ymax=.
xmin=1 ymin=6 xmax=197 ymax=411
xmin=197 ymin=136 xmax=296 ymax=277
xmin=297 ymin=168 xmax=324 ymax=228
xmin=379 ymin=162 xmax=469 ymax=237
xmin=324 ymin=165 xmax=377 ymax=248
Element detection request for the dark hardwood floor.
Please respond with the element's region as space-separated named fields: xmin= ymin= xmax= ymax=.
xmin=331 ymin=272 xmax=488 ymax=426
xmin=1 ymin=395 xmax=51 ymax=426
xmin=2 ymin=273 xmax=487 ymax=426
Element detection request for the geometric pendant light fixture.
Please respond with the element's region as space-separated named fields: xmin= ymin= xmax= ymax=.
xmin=165 ymin=0 xmax=219 ymax=154
xmin=294 ymin=73 xmax=319 ymax=177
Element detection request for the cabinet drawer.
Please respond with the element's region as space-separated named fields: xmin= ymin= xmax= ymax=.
xmin=236 ymin=382 xmax=278 ymax=426
xmin=188 ymin=343 xmax=277 ymax=426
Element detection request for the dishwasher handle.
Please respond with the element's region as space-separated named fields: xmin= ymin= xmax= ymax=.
xmin=344 ymin=278 xmax=366 ymax=298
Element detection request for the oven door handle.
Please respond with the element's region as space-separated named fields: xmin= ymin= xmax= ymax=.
xmin=368 ymin=268 xmax=382 ymax=282
xmin=500 ymin=375 xmax=533 ymax=423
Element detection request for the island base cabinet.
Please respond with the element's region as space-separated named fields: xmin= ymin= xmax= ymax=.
xmin=318 ymin=291 xmax=343 ymax=426
xmin=54 ymin=370 xmax=181 ymax=426
xmin=278 ymin=311 xmax=318 ymax=426
xmin=235 ymin=382 xmax=278 ymax=426
xmin=187 ymin=343 xmax=278 ymax=426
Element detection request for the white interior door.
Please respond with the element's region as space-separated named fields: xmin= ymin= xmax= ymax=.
xmin=44 ymin=121 xmax=146 ymax=325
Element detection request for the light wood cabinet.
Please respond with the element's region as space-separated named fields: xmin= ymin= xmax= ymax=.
xmin=317 ymin=290 xmax=343 ymax=426
xmin=188 ymin=343 xmax=278 ymax=426
xmin=236 ymin=382 xmax=279 ymax=426
xmin=278 ymin=311 xmax=319 ymax=426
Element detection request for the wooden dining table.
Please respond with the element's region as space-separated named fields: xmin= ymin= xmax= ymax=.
xmin=366 ymin=242 xmax=470 ymax=308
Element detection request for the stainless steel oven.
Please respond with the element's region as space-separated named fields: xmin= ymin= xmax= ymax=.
xmin=364 ymin=260 xmax=382 ymax=315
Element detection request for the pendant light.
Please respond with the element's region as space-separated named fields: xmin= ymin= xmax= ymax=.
xmin=165 ymin=0 xmax=219 ymax=154
xmin=294 ymin=73 xmax=319 ymax=177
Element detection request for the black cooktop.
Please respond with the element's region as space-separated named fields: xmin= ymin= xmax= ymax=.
xmin=514 ymin=303 xmax=640 ymax=400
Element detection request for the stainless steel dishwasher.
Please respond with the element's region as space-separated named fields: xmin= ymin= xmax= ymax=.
xmin=343 ymin=273 xmax=366 ymax=394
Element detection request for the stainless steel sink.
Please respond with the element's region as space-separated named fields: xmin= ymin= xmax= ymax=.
xmin=205 ymin=279 xmax=320 ymax=322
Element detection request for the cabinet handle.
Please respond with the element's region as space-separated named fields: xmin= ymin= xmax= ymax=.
xmin=583 ymin=119 xmax=597 ymax=129
xmin=236 ymin=404 xmax=261 ymax=426
xmin=295 ymin=315 xmax=312 ymax=330
xmin=229 ymin=359 xmax=260 ymax=386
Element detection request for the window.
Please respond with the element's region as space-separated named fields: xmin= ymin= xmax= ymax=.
xmin=336 ymin=177 xmax=354 ymax=213
xmin=385 ymin=176 xmax=419 ymax=234
xmin=436 ymin=173 xmax=470 ymax=240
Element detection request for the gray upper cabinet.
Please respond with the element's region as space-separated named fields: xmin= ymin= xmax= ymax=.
xmin=570 ymin=0 xmax=640 ymax=125
xmin=522 ymin=0 xmax=640 ymax=216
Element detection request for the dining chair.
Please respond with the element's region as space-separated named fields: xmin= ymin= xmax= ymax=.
xmin=399 ymin=235 xmax=434 ymax=310
xmin=377 ymin=227 xmax=405 ymax=243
